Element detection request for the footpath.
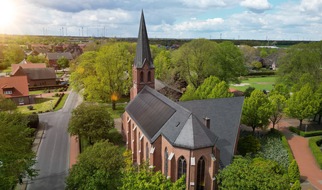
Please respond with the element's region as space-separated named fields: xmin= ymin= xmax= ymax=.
xmin=277 ymin=119 xmax=322 ymax=190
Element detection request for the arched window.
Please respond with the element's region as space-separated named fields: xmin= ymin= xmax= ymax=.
xmin=197 ymin=157 xmax=206 ymax=190
xmin=164 ymin=148 xmax=168 ymax=176
xmin=146 ymin=143 xmax=149 ymax=161
xmin=147 ymin=71 xmax=151 ymax=82
xmin=178 ymin=156 xmax=186 ymax=181
xmin=140 ymin=71 xmax=144 ymax=82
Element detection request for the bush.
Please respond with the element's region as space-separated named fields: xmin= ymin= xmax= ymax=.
xmin=289 ymin=126 xmax=322 ymax=137
xmin=290 ymin=180 xmax=301 ymax=190
xmin=27 ymin=105 xmax=34 ymax=110
xmin=107 ymin=128 xmax=124 ymax=145
xmin=282 ymin=136 xmax=294 ymax=163
xmin=237 ymin=135 xmax=261 ymax=156
xmin=26 ymin=113 xmax=39 ymax=128
xmin=308 ymin=136 xmax=322 ymax=169
xmin=288 ymin=160 xmax=300 ymax=183
xmin=260 ymin=136 xmax=289 ymax=169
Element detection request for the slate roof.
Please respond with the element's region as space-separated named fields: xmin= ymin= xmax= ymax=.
xmin=46 ymin=52 xmax=73 ymax=60
xmin=0 ymin=76 xmax=29 ymax=98
xmin=12 ymin=63 xmax=46 ymax=74
xmin=134 ymin=11 xmax=154 ymax=69
xmin=126 ymin=86 xmax=217 ymax=150
xmin=23 ymin=68 xmax=56 ymax=80
xmin=178 ymin=97 xmax=244 ymax=167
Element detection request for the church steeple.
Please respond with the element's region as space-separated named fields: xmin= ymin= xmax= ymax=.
xmin=130 ymin=11 xmax=155 ymax=100
xmin=134 ymin=10 xmax=154 ymax=69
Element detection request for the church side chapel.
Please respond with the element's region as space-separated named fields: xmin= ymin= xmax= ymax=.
xmin=122 ymin=11 xmax=244 ymax=190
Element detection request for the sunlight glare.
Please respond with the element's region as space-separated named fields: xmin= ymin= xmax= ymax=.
xmin=0 ymin=1 xmax=16 ymax=28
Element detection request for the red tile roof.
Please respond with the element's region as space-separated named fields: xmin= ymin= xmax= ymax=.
xmin=0 ymin=76 xmax=29 ymax=98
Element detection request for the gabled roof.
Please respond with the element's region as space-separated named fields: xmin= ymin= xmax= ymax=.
xmin=11 ymin=66 xmax=26 ymax=76
xmin=126 ymin=86 xmax=217 ymax=150
xmin=46 ymin=52 xmax=73 ymax=60
xmin=0 ymin=76 xmax=29 ymax=97
xmin=134 ymin=11 xmax=154 ymax=69
xmin=12 ymin=63 xmax=46 ymax=74
xmin=178 ymin=96 xmax=244 ymax=167
xmin=23 ymin=68 xmax=56 ymax=80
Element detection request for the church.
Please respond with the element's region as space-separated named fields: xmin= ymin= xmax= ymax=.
xmin=122 ymin=11 xmax=244 ymax=190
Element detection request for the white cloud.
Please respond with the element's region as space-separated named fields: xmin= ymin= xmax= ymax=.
xmin=179 ymin=0 xmax=235 ymax=8
xmin=240 ymin=0 xmax=272 ymax=13
xmin=174 ymin=18 xmax=224 ymax=31
xmin=300 ymin=0 xmax=322 ymax=15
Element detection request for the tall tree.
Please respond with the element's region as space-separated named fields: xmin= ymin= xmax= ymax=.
xmin=2 ymin=44 xmax=25 ymax=68
xmin=0 ymin=112 xmax=37 ymax=189
xmin=242 ymin=90 xmax=272 ymax=133
xmin=26 ymin=55 xmax=47 ymax=63
xmin=68 ymin=102 xmax=114 ymax=145
xmin=70 ymin=42 xmax=135 ymax=103
xmin=285 ymin=84 xmax=320 ymax=129
xmin=57 ymin=56 xmax=69 ymax=71
xmin=268 ymin=94 xmax=286 ymax=129
xmin=153 ymin=49 xmax=172 ymax=81
xmin=180 ymin=76 xmax=233 ymax=101
xmin=66 ymin=140 xmax=124 ymax=190
xmin=277 ymin=42 xmax=322 ymax=89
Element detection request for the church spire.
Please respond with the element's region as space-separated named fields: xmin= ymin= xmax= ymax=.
xmin=130 ymin=11 xmax=155 ymax=100
xmin=134 ymin=10 xmax=154 ymax=69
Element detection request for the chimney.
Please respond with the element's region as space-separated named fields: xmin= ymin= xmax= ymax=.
xmin=204 ymin=117 xmax=210 ymax=129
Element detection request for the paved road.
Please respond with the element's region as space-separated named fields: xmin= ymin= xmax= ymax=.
xmin=27 ymin=91 xmax=81 ymax=190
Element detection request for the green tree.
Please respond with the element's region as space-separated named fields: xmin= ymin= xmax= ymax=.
xmin=70 ymin=42 xmax=134 ymax=104
xmin=251 ymin=61 xmax=262 ymax=70
xmin=217 ymin=156 xmax=290 ymax=190
xmin=154 ymin=49 xmax=172 ymax=81
xmin=68 ymin=102 xmax=114 ymax=145
xmin=66 ymin=140 xmax=124 ymax=190
xmin=57 ymin=56 xmax=69 ymax=71
xmin=277 ymin=42 xmax=322 ymax=89
xmin=121 ymin=151 xmax=186 ymax=190
xmin=239 ymin=45 xmax=259 ymax=66
xmin=237 ymin=135 xmax=261 ymax=156
xmin=180 ymin=76 xmax=233 ymax=101
xmin=290 ymin=180 xmax=301 ymax=190
xmin=270 ymin=83 xmax=290 ymax=99
xmin=268 ymin=94 xmax=286 ymax=129
xmin=0 ymin=95 xmax=17 ymax=112
xmin=26 ymin=55 xmax=47 ymax=63
xmin=285 ymin=84 xmax=320 ymax=129
xmin=288 ymin=160 xmax=300 ymax=184
xmin=0 ymin=112 xmax=37 ymax=189
xmin=2 ymin=44 xmax=25 ymax=68
xmin=242 ymin=90 xmax=272 ymax=133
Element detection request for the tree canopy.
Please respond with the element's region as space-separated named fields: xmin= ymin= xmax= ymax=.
xmin=268 ymin=94 xmax=286 ymax=129
xmin=68 ymin=102 xmax=114 ymax=145
xmin=180 ymin=76 xmax=233 ymax=101
xmin=172 ymin=39 xmax=246 ymax=89
xmin=242 ymin=90 xmax=272 ymax=133
xmin=0 ymin=95 xmax=17 ymax=112
xmin=57 ymin=56 xmax=69 ymax=70
xmin=66 ymin=140 xmax=124 ymax=190
xmin=285 ymin=83 xmax=320 ymax=128
xmin=0 ymin=112 xmax=37 ymax=189
xmin=70 ymin=42 xmax=135 ymax=102
xmin=2 ymin=44 xmax=25 ymax=69
xmin=277 ymin=41 xmax=322 ymax=89
xmin=217 ymin=156 xmax=290 ymax=190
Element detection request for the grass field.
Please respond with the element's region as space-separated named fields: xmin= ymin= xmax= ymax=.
xmin=18 ymin=97 xmax=59 ymax=114
xmin=230 ymin=76 xmax=277 ymax=92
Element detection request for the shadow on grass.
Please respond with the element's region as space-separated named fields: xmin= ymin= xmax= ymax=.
xmin=35 ymin=98 xmax=54 ymax=104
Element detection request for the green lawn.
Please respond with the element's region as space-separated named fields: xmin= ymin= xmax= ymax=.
xmin=230 ymin=76 xmax=277 ymax=91
xmin=107 ymin=103 xmax=127 ymax=119
xmin=18 ymin=97 xmax=59 ymax=114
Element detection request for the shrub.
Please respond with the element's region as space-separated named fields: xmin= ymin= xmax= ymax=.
xmin=26 ymin=113 xmax=39 ymax=129
xmin=290 ymin=180 xmax=301 ymax=190
xmin=289 ymin=126 xmax=300 ymax=135
xmin=237 ymin=135 xmax=261 ymax=156
xmin=27 ymin=105 xmax=33 ymax=110
xmin=282 ymin=136 xmax=294 ymax=163
xmin=308 ymin=136 xmax=322 ymax=169
xmin=260 ymin=136 xmax=289 ymax=169
xmin=289 ymin=126 xmax=322 ymax=137
xmin=288 ymin=160 xmax=300 ymax=183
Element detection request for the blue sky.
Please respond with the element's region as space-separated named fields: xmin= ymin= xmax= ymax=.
xmin=1 ymin=0 xmax=322 ymax=41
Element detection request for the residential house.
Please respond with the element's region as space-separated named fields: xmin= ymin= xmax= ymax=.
xmin=12 ymin=66 xmax=56 ymax=87
xmin=46 ymin=52 xmax=73 ymax=69
xmin=0 ymin=76 xmax=31 ymax=105
xmin=122 ymin=12 xmax=244 ymax=190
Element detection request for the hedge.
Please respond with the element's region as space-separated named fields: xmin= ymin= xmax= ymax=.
xmin=308 ymin=136 xmax=322 ymax=169
xmin=289 ymin=126 xmax=322 ymax=137
xmin=282 ymin=136 xmax=294 ymax=163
